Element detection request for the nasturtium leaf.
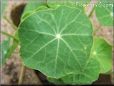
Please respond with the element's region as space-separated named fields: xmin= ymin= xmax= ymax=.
xmin=91 ymin=37 xmax=112 ymax=73
xmin=19 ymin=5 xmax=100 ymax=84
xmin=21 ymin=0 xmax=47 ymax=21
xmin=0 ymin=38 xmax=10 ymax=64
xmin=95 ymin=1 xmax=113 ymax=26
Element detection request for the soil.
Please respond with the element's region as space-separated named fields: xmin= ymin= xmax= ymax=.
xmin=0 ymin=0 xmax=113 ymax=85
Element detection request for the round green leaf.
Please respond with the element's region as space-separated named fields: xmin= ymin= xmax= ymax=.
xmin=18 ymin=6 xmax=99 ymax=84
xmin=95 ymin=2 xmax=113 ymax=26
xmin=91 ymin=37 xmax=112 ymax=73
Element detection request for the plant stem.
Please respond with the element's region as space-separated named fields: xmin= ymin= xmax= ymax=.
xmin=2 ymin=6 xmax=25 ymax=85
xmin=88 ymin=3 xmax=101 ymax=36
xmin=18 ymin=64 xmax=25 ymax=84
xmin=5 ymin=39 xmax=18 ymax=59
xmin=3 ymin=15 xmax=25 ymax=85
xmin=0 ymin=31 xmax=18 ymax=41
xmin=88 ymin=4 xmax=95 ymax=18
xmin=3 ymin=16 xmax=17 ymax=30
xmin=45 ymin=0 xmax=50 ymax=8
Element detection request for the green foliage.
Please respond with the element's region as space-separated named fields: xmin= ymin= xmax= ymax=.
xmin=0 ymin=31 xmax=19 ymax=65
xmin=1 ymin=0 xmax=112 ymax=85
xmin=18 ymin=5 xmax=101 ymax=84
xmin=61 ymin=58 xmax=100 ymax=85
xmin=95 ymin=1 xmax=113 ymax=26
xmin=18 ymin=0 xmax=113 ymax=84
xmin=0 ymin=38 xmax=10 ymax=64
xmin=4 ymin=39 xmax=18 ymax=60
xmin=91 ymin=37 xmax=112 ymax=73
xmin=47 ymin=37 xmax=112 ymax=84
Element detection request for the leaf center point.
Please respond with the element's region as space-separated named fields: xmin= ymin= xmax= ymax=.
xmin=56 ymin=34 xmax=61 ymax=39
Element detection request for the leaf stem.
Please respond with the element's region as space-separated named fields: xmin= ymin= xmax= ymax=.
xmin=0 ymin=31 xmax=18 ymax=41
xmin=3 ymin=16 xmax=17 ymax=30
xmin=88 ymin=4 xmax=95 ymax=18
xmin=45 ymin=0 xmax=50 ymax=8
xmin=5 ymin=39 xmax=18 ymax=59
xmin=18 ymin=64 xmax=25 ymax=84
